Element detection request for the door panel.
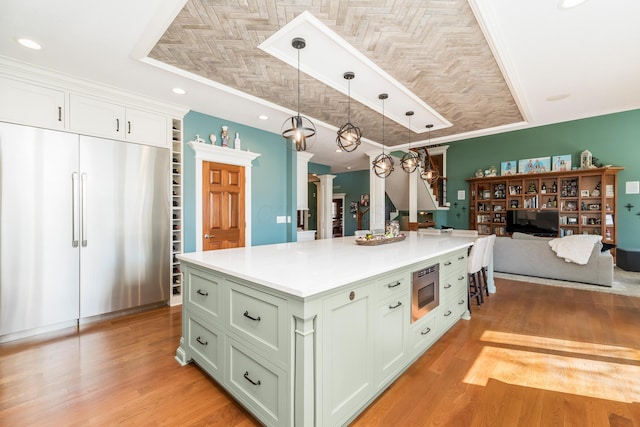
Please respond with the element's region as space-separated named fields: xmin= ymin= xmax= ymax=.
xmin=203 ymin=161 xmax=245 ymax=250
xmin=79 ymin=136 xmax=170 ymax=318
xmin=0 ymin=123 xmax=80 ymax=336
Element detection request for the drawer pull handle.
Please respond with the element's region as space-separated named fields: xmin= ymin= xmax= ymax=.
xmin=58 ymin=106 xmax=62 ymax=122
xmin=458 ymin=256 xmax=465 ymax=260
xmin=196 ymin=336 xmax=208 ymax=346
xmin=196 ymin=289 xmax=208 ymax=296
xmin=444 ymin=310 xmax=452 ymax=317
xmin=458 ymin=299 xmax=465 ymax=305
xmin=421 ymin=327 xmax=431 ymax=336
xmin=243 ymin=311 xmax=261 ymax=322
xmin=388 ymin=301 xmax=402 ymax=310
xmin=458 ymin=276 xmax=465 ymax=281
xmin=444 ymin=261 xmax=452 ymax=266
xmin=116 ymin=118 xmax=120 ymax=132
xmin=388 ymin=281 xmax=401 ymax=289
xmin=244 ymin=371 xmax=261 ymax=386
xmin=444 ymin=284 xmax=452 ymax=289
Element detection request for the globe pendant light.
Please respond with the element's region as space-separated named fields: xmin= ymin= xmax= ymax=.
xmin=421 ymin=124 xmax=438 ymax=182
xmin=400 ymin=111 xmax=419 ymax=173
xmin=336 ymin=71 xmax=362 ymax=152
xmin=372 ymin=94 xmax=394 ymax=178
xmin=281 ymin=37 xmax=316 ymax=151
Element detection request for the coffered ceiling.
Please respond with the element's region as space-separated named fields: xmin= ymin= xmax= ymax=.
xmin=1 ymin=0 xmax=639 ymax=172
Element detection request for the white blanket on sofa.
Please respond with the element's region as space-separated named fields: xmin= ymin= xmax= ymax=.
xmin=548 ymin=235 xmax=602 ymax=265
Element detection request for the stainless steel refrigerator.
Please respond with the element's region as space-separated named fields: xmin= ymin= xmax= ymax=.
xmin=0 ymin=122 xmax=170 ymax=340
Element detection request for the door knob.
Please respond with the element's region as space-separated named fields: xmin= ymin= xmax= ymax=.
xmin=204 ymin=234 xmax=215 ymax=239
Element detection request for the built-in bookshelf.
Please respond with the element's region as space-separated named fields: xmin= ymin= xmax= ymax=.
xmin=170 ymin=118 xmax=183 ymax=306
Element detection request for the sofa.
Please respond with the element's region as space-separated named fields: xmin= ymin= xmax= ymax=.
xmin=493 ymin=232 xmax=614 ymax=286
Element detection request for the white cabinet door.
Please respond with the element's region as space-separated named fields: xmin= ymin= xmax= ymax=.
xmin=322 ymin=284 xmax=375 ymax=426
xmin=125 ymin=107 xmax=168 ymax=148
xmin=374 ymin=292 xmax=409 ymax=389
xmin=0 ymin=76 xmax=65 ymax=130
xmin=69 ymin=94 xmax=124 ymax=140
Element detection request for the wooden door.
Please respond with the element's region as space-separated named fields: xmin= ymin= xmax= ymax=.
xmin=202 ymin=161 xmax=245 ymax=250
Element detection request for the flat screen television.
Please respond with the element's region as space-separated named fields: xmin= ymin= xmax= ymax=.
xmin=506 ymin=210 xmax=559 ymax=237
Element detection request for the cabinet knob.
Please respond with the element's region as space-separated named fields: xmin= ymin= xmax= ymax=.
xmin=349 ymin=291 xmax=355 ymax=301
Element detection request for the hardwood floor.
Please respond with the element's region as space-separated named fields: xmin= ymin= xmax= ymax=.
xmin=1 ymin=278 xmax=640 ymax=426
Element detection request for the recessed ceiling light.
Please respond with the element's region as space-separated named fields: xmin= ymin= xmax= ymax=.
xmin=346 ymin=166 xmax=352 ymax=170
xmin=559 ymin=0 xmax=587 ymax=9
xmin=258 ymin=115 xmax=269 ymax=120
xmin=172 ymin=87 xmax=186 ymax=95
xmin=16 ymin=38 xmax=42 ymax=50
xmin=546 ymin=93 xmax=571 ymax=102
xmin=335 ymin=149 xmax=342 ymax=153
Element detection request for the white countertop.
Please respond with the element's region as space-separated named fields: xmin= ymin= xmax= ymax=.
xmin=177 ymin=231 xmax=474 ymax=298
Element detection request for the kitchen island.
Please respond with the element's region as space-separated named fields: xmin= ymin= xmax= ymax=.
xmin=176 ymin=232 xmax=474 ymax=426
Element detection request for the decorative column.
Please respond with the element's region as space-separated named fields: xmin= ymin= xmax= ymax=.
xmin=408 ymin=167 xmax=418 ymax=230
xmin=297 ymin=152 xmax=314 ymax=210
xmin=366 ymin=150 xmax=386 ymax=231
xmin=317 ymin=174 xmax=336 ymax=239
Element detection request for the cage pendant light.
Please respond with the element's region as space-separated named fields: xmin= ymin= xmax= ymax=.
xmin=281 ymin=37 xmax=316 ymax=151
xmin=401 ymin=111 xmax=419 ymax=173
xmin=372 ymin=94 xmax=394 ymax=178
xmin=336 ymin=72 xmax=362 ymax=152
xmin=420 ymin=124 xmax=439 ymax=182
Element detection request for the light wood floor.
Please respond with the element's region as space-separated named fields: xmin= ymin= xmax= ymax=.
xmin=2 ymin=278 xmax=640 ymax=426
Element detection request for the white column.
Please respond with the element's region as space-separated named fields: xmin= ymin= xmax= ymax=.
xmin=296 ymin=152 xmax=314 ymax=210
xmin=317 ymin=174 xmax=336 ymax=239
xmin=366 ymin=150 xmax=386 ymax=231
xmin=409 ymin=168 xmax=418 ymax=224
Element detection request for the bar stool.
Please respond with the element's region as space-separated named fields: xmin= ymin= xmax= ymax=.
xmin=480 ymin=234 xmax=496 ymax=302
xmin=450 ymin=229 xmax=479 ymax=237
xmin=467 ymin=236 xmax=488 ymax=312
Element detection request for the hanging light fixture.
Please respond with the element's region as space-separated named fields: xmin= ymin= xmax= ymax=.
xmin=372 ymin=94 xmax=394 ymax=178
xmin=401 ymin=111 xmax=419 ymax=173
xmin=420 ymin=124 xmax=439 ymax=182
xmin=336 ymin=71 xmax=362 ymax=152
xmin=281 ymin=37 xmax=316 ymax=151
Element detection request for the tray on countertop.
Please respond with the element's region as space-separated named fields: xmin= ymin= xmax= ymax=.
xmin=355 ymin=234 xmax=407 ymax=246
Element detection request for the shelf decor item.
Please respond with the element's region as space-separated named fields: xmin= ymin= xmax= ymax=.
xmin=580 ymin=150 xmax=593 ymax=169
xmin=519 ymin=157 xmax=551 ymax=174
xmin=552 ymin=154 xmax=571 ymax=171
xmin=501 ymin=160 xmax=516 ymax=176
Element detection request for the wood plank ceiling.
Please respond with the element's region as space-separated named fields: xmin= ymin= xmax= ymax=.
xmin=149 ymin=0 xmax=523 ymax=147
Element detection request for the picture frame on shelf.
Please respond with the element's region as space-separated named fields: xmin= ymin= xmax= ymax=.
xmin=501 ymin=160 xmax=517 ymax=176
xmin=580 ymin=189 xmax=590 ymax=197
xmin=518 ymin=157 xmax=551 ymax=174
xmin=565 ymin=201 xmax=577 ymax=211
xmin=567 ymin=217 xmax=578 ymax=224
xmin=552 ymin=155 xmax=571 ymax=171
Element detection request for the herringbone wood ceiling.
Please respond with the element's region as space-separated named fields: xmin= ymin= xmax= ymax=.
xmin=149 ymin=0 xmax=522 ymax=146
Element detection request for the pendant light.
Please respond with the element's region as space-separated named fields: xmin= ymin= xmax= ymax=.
xmin=336 ymin=71 xmax=362 ymax=152
xmin=372 ymin=94 xmax=394 ymax=178
xmin=400 ymin=111 xmax=419 ymax=173
xmin=421 ymin=124 xmax=438 ymax=182
xmin=281 ymin=37 xmax=316 ymax=151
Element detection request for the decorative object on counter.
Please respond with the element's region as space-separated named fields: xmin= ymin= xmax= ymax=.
xmin=281 ymin=37 xmax=316 ymax=152
xmin=336 ymin=71 xmax=362 ymax=152
xmin=400 ymin=111 xmax=419 ymax=173
xmin=385 ymin=220 xmax=400 ymax=237
xmin=221 ymin=126 xmax=229 ymax=147
xmin=501 ymin=160 xmax=516 ymax=176
xmin=195 ymin=134 xmax=206 ymax=144
xmin=552 ymin=154 xmax=571 ymax=171
xmin=372 ymin=93 xmax=394 ymax=178
xmin=475 ymin=168 xmax=484 ymax=178
xmin=580 ymin=149 xmax=593 ymax=169
xmin=355 ymin=233 xmax=406 ymax=246
xmin=234 ymin=132 xmax=241 ymax=150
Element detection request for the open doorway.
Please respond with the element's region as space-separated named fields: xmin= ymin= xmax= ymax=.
xmin=332 ymin=193 xmax=345 ymax=238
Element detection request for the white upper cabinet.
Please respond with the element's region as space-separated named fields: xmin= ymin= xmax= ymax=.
xmin=69 ymin=94 xmax=168 ymax=148
xmin=0 ymin=76 xmax=65 ymax=130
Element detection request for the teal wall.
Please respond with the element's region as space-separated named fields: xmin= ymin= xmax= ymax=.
xmin=183 ymin=111 xmax=295 ymax=250
xmin=333 ymin=170 xmax=371 ymax=235
xmin=444 ymin=109 xmax=640 ymax=248
xmin=304 ymin=163 xmax=331 ymax=231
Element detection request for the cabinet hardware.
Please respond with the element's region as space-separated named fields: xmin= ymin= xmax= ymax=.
xmin=196 ymin=336 xmax=208 ymax=346
xmin=444 ymin=310 xmax=452 ymax=317
xmin=388 ymin=301 xmax=402 ymax=310
xmin=444 ymin=261 xmax=452 ymax=266
xmin=196 ymin=289 xmax=208 ymax=296
xmin=127 ymin=120 xmax=131 ymax=134
xmin=71 ymin=172 xmax=79 ymax=247
xmin=58 ymin=106 xmax=62 ymax=122
xmin=444 ymin=283 xmax=452 ymax=289
xmin=458 ymin=256 xmax=465 ymax=260
xmin=420 ymin=327 xmax=431 ymax=336
xmin=243 ymin=310 xmax=261 ymax=322
xmin=458 ymin=276 xmax=465 ymax=281
xmin=458 ymin=299 xmax=465 ymax=305
xmin=387 ymin=281 xmax=401 ymax=289
xmin=349 ymin=291 xmax=355 ymax=301
xmin=244 ymin=371 xmax=261 ymax=386
xmin=116 ymin=118 xmax=120 ymax=132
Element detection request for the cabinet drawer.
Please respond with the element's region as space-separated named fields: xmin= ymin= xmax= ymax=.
xmin=440 ymin=294 xmax=467 ymax=330
xmin=185 ymin=269 xmax=222 ymax=326
xmin=441 ymin=273 xmax=467 ymax=302
xmin=186 ymin=314 xmax=223 ymax=380
xmin=227 ymin=338 xmax=287 ymax=426
xmin=227 ymin=281 xmax=287 ymax=361
xmin=376 ymin=271 xmax=409 ymax=300
xmin=439 ymin=249 xmax=467 ymax=277
xmin=410 ymin=312 xmax=439 ymax=357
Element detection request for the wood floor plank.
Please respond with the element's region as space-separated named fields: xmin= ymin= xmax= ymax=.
xmin=1 ymin=279 xmax=640 ymax=426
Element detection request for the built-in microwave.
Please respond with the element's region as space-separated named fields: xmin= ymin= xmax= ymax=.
xmin=411 ymin=263 xmax=439 ymax=323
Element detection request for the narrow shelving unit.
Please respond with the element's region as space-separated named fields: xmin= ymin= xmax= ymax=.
xmin=170 ymin=118 xmax=183 ymax=306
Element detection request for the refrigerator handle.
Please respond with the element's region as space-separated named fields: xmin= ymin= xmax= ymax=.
xmin=72 ymin=172 xmax=79 ymax=247
xmin=81 ymin=173 xmax=88 ymax=247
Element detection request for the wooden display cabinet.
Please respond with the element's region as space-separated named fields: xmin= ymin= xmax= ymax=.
xmin=467 ymin=167 xmax=622 ymax=251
